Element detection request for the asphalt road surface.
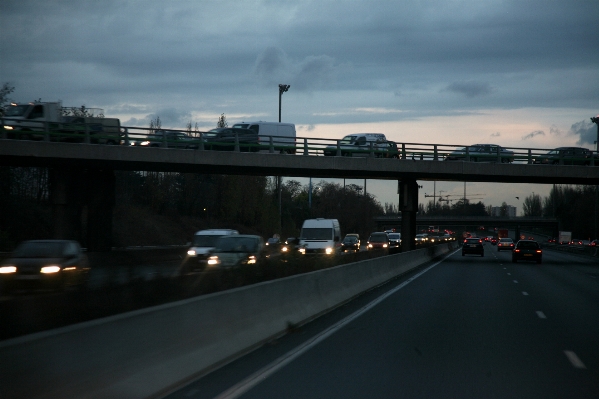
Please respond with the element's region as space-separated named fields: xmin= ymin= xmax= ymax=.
xmin=165 ymin=243 xmax=599 ymax=399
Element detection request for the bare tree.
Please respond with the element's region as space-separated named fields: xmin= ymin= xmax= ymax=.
xmin=0 ymin=82 xmax=15 ymax=116
xmin=217 ymin=113 xmax=228 ymax=128
xmin=522 ymin=193 xmax=542 ymax=216
xmin=149 ymin=116 xmax=162 ymax=134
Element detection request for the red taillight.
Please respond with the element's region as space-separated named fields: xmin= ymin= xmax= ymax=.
xmin=514 ymin=249 xmax=520 ymax=253
xmin=536 ymin=250 xmax=542 ymax=253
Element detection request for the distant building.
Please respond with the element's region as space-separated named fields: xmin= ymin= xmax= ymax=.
xmin=490 ymin=205 xmax=517 ymax=218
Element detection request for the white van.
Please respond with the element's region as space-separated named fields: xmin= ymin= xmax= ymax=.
xmin=231 ymin=121 xmax=296 ymax=154
xmin=182 ymin=229 xmax=239 ymax=272
xmin=299 ymin=218 xmax=341 ymax=255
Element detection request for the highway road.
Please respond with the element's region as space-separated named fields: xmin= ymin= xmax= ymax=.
xmin=165 ymin=243 xmax=599 ymax=399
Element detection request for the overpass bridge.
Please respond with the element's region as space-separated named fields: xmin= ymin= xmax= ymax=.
xmin=1 ymin=139 xmax=597 ymax=251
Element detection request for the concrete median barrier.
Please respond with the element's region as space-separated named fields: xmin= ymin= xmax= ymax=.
xmin=0 ymin=242 xmax=456 ymax=399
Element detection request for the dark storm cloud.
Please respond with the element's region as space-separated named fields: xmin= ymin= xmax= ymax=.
xmin=522 ymin=131 xmax=545 ymax=140
xmin=443 ymin=81 xmax=494 ymax=98
xmin=572 ymin=120 xmax=597 ymax=146
xmin=1 ymin=0 xmax=598 ymax=126
xmin=254 ymin=47 xmax=337 ymax=91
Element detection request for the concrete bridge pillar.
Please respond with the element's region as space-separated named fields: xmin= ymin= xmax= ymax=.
xmin=50 ymin=168 xmax=84 ymax=241
xmin=50 ymin=168 xmax=115 ymax=252
xmin=85 ymin=169 xmax=115 ymax=252
xmin=399 ymin=179 xmax=419 ymax=251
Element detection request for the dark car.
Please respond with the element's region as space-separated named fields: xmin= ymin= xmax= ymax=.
xmin=207 ymin=235 xmax=265 ymax=267
xmin=0 ymin=240 xmax=90 ymax=292
xmin=204 ymin=127 xmax=259 ymax=152
xmin=497 ymin=237 xmax=515 ymax=251
xmin=533 ymin=147 xmax=595 ymax=166
xmin=388 ymin=233 xmax=401 ymax=247
xmin=138 ymin=130 xmax=199 ymax=149
xmin=462 ymin=237 xmax=484 ymax=257
xmin=367 ymin=232 xmax=389 ymax=251
xmin=490 ymin=237 xmax=498 ymax=245
xmin=512 ymin=240 xmax=542 ymax=264
xmin=340 ymin=236 xmax=360 ymax=253
xmin=445 ymin=144 xmax=514 ymax=163
xmin=280 ymin=237 xmax=304 ymax=256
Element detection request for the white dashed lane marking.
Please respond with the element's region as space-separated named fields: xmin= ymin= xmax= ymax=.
xmin=522 ymin=291 xmax=528 ymax=296
xmin=536 ymin=311 xmax=546 ymax=319
xmin=564 ymin=351 xmax=586 ymax=369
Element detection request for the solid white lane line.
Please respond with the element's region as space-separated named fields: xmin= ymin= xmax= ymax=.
xmin=513 ymin=280 xmax=518 ymax=283
xmin=211 ymin=251 xmax=457 ymax=399
xmin=536 ymin=311 xmax=546 ymax=319
xmin=522 ymin=291 xmax=528 ymax=296
xmin=564 ymin=351 xmax=586 ymax=369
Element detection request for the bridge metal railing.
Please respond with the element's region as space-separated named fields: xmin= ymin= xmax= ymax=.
xmin=2 ymin=119 xmax=598 ymax=166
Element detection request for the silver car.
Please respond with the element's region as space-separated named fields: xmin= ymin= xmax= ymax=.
xmin=445 ymin=144 xmax=514 ymax=163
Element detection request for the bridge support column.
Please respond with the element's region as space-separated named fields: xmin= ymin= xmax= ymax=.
xmin=49 ymin=168 xmax=115 ymax=252
xmin=85 ymin=169 xmax=115 ymax=252
xmin=399 ymin=179 xmax=419 ymax=251
xmin=50 ymin=168 xmax=84 ymax=241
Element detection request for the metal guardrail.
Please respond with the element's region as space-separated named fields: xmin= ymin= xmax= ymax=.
xmin=2 ymin=118 xmax=598 ymax=166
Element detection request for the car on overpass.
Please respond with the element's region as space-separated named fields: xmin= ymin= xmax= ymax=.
xmin=512 ymin=240 xmax=542 ymax=263
xmin=204 ymin=127 xmax=259 ymax=152
xmin=135 ymin=130 xmax=199 ymax=149
xmin=445 ymin=144 xmax=515 ymax=163
xmin=533 ymin=147 xmax=596 ymax=165
xmin=462 ymin=237 xmax=484 ymax=256
xmin=323 ymin=133 xmax=389 ymax=157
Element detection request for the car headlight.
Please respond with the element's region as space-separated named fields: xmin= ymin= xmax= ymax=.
xmin=187 ymin=249 xmax=197 ymax=256
xmin=325 ymin=247 xmax=334 ymax=255
xmin=383 ymin=244 xmax=388 ymax=248
xmin=281 ymin=246 xmax=288 ymax=252
xmin=246 ymin=255 xmax=257 ymax=264
xmin=0 ymin=266 xmax=16 ymax=274
xmin=299 ymin=247 xmax=305 ymax=254
xmin=140 ymin=141 xmax=151 ymax=146
xmin=41 ymin=265 xmax=61 ymax=273
xmin=3 ymin=125 xmax=14 ymax=130
xmin=207 ymin=256 xmax=220 ymax=266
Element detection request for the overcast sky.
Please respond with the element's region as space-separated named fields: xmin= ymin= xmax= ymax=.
xmin=2 ymin=0 xmax=598 ymax=212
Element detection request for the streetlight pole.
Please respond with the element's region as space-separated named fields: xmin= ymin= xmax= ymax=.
xmin=278 ymin=84 xmax=290 ymax=123
xmin=277 ymin=84 xmax=290 ymax=234
xmin=592 ymin=116 xmax=599 ymax=239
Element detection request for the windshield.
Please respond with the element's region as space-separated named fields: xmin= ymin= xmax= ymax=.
xmin=369 ymin=234 xmax=388 ymax=242
xmin=4 ymin=104 xmax=30 ymax=117
xmin=339 ymin=135 xmax=357 ymax=145
xmin=214 ymin=237 xmax=259 ymax=253
xmin=13 ymin=241 xmax=65 ymax=258
xmin=191 ymin=235 xmax=223 ymax=247
xmin=518 ymin=241 xmax=539 ymax=249
xmin=301 ymin=228 xmax=333 ymax=240
xmin=388 ymin=234 xmax=400 ymax=240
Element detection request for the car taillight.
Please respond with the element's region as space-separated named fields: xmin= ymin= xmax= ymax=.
xmin=514 ymin=249 xmax=520 ymax=252
xmin=536 ymin=250 xmax=542 ymax=253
